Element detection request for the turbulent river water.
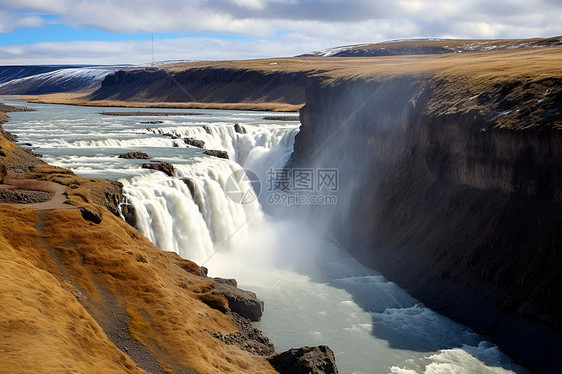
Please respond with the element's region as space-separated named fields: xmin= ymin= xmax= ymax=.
xmin=3 ymin=98 xmax=528 ymax=374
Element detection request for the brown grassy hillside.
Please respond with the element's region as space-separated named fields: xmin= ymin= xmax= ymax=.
xmin=0 ymin=136 xmax=276 ymax=373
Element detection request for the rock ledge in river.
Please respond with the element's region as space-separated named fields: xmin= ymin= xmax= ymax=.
xmin=269 ymin=345 xmax=338 ymax=374
xmin=212 ymin=277 xmax=264 ymax=321
xmin=184 ymin=137 xmax=205 ymax=148
xmin=141 ymin=161 xmax=175 ymax=177
xmin=203 ymin=150 xmax=229 ymax=159
xmin=118 ymin=151 xmax=151 ymax=159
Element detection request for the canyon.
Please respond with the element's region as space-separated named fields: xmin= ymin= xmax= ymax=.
xmin=1 ymin=38 xmax=561 ymax=373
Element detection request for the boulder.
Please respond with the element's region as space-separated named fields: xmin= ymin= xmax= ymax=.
xmin=234 ymin=123 xmax=247 ymax=134
xmin=203 ymin=150 xmax=229 ymax=159
xmin=103 ymin=180 xmax=125 ymax=217
xmin=184 ymin=137 xmax=205 ymax=148
xmin=80 ymin=207 xmax=102 ymax=224
xmin=141 ymin=161 xmax=175 ymax=177
xmin=118 ymin=152 xmax=151 ymax=159
xmin=269 ymin=346 xmax=339 ymax=374
xmin=120 ymin=202 xmax=137 ymax=228
xmin=212 ymin=278 xmax=264 ymax=321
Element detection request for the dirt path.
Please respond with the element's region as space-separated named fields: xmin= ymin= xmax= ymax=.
xmin=2 ymin=179 xmax=75 ymax=210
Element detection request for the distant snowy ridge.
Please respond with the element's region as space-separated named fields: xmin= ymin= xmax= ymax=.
xmin=0 ymin=66 xmax=126 ymax=95
xmin=301 ymin=36 xmax=562 ymax=57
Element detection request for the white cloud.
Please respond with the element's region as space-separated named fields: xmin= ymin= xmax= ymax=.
xmin=1 ymin=0 xmax=556 ymax=35
xmin=0 ymin=0 xmax=560 ymax=63
xmin=228 ymin=0 xmax=268 ymax=10
xmin=0 ymin=0 xmax=69 ymax=13
xmin=0 ymin=10 xmax=45 ymax=33
xmin=0 ymin=33 xmax=332 ymax=64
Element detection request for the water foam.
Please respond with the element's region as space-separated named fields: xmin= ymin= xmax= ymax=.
xmin=121 ymin=123 xmax=297 ymax=264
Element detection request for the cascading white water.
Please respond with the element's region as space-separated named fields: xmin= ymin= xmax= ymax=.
xmin=123 ymin=122 xmax=296 ymax=264
xmin=145 ymin=122 xmax=299 ymax=166
xmin=121 ymin=172 xmax=215 ymax=262
xmin=2 ymin=100 xmax=528 ymax=374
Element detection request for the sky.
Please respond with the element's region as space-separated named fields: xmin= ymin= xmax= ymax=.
xmin=0 ymin=0 xmax=561 ymax=65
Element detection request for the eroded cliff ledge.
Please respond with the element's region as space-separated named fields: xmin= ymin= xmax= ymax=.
xmin=292 ymin=51 xmax=562 ymax=373
xmin=89 ymin=66 xmax=308 ymax=110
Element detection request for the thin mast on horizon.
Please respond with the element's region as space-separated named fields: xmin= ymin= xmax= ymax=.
xmin=151 ymin=33 xmax=155 ymax=66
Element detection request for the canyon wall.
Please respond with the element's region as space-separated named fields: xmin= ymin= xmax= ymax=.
xmin=90 ymin=67 xmax=308 ymax=105
xmin=292 ymin=75 xmax=562 ymax=373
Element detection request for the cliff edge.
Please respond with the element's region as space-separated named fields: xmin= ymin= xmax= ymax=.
xmin=291 ymin=47 xmax=562 ymax=372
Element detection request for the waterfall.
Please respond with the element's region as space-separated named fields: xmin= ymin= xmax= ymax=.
xmin=122 ymin=123 xmax=299 ymax=264
xmin=145 ymin=123 xmax=299 ymax=165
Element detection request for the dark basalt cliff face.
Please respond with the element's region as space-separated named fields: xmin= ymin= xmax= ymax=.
xmin=292 ymin=77 xmax=562 ymax=373
xmin=91 ymin=67 xmax=308 ymax=104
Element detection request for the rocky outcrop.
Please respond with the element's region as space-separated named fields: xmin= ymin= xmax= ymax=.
xmin=269 ymin=346 xmax=338 ymax=374
xmin=184 ymin=137 xmax=205 ymax=148
xmin=203 ymin=150 xmax=229 ymax=159
xmin=0 ymin=103 xmax=35 ymax=114
xmin=212 ymin=278 xmax=264 ymax=322
xmin=80 ymin=207 xmax=102 ymax=224
xmin=0 ymin=126 xmax=44 ymax=175
xmin=234 ymin=123 xmax=247 ymax=134
xmin=181 ymin=178 xmax=196 ymax=197
xmin=118 ymin=152 xmax=151 ymax=159
xmin=292 ymin=76 xmax=562 ymax=373
xmin=208 ymin=312 xmax=275 ymax=356
xmin=102 ymin=180 xmax=129 ymax=218
xmin=141 ymin=161 xmax=175 ymax=177
xmin=140 ymin=120 xmax=163 ymax=124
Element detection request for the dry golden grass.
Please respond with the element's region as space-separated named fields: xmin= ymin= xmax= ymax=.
xmin=0 ymin=208 xmax=143 ymax=374
xmin=19 ymin=94 xmax=303 ymax=112
xmin=0 ymin=202 xmax=276 ymax=373
xmin=162 ymin=47 xmax=562 ymax=83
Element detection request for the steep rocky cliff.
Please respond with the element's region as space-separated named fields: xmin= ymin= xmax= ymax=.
xmin=292 ymin=63 xmax=562 ymax=372
xmin=90 ymin=67 xmax=308 ymax=105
